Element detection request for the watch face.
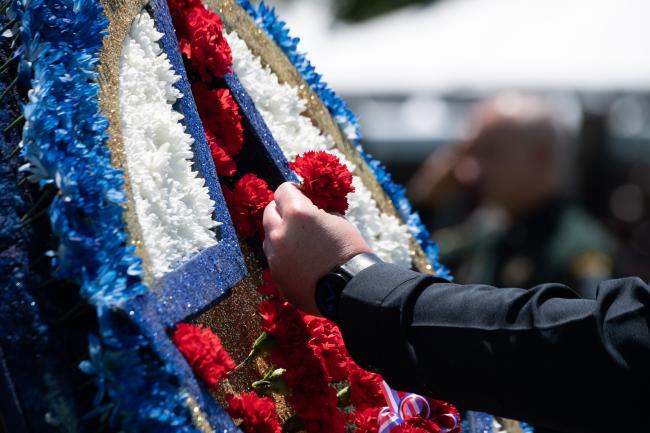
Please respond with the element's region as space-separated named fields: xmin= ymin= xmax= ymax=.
xmin=316 ymin=273 xmax=348 ymax=319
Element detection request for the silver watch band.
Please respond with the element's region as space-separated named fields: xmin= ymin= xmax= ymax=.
xmin=338 ymin=252 xmax=384 ymax=280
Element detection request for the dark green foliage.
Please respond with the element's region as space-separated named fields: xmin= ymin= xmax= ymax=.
xmin=333 ymin=0 xmax=437 ymax=22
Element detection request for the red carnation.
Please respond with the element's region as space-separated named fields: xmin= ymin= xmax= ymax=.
xmin=289 ymin=151 xmax=354 ymax=214
xmin=348 ymin=407 xmax=380 ymax=433
xmin=172 ymin=323 xmax=235 ymax=391
xmin=258 ymin=299 xmax=309 ymax=351
xmin=283 ymin=355 xmax=335 ymax=413
xmin=257 ymin=268 xmax=280 ymax=297
xmin=169 ymin=0 xmax=232 ymax=80
xmin=212 ymin=87 xmax=244 ymax=157
xmin=304 ymin=315 xmax=349 ymax=382
xmin=208 ymin=141 xmax=238 ymax=177
xmin=258 ymin=299 xmax=284 ymax=336
xmin=192 ymin=82 xmax=244 ymax=176
xmin=257 ymin=299 xmax=346 ymax=433
xmin=300 ymin=407 xmax=347 ymax=433
xmin=348 ymin=363 xmax=386 ymax=410
xmin=223 ymin=174 xmax=274 ymax=238
xmin=226 ymin=392 xmax=282 ymax=433
xmin=285 ymin=362 xmax=345 ymax=433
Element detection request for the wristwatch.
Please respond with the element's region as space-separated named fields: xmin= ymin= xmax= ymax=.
xmin=315 ymin=252 xmax=383 ymax=320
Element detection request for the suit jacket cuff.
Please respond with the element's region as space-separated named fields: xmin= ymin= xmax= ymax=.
xmin=337 ymin=262 xmax=445 ymax=380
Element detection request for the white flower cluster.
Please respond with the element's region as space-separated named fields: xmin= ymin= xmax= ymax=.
xmin=225 ymin=31 xmax=411 ymax=266
xmin=119 ymin=10 xmax=218 ymax=278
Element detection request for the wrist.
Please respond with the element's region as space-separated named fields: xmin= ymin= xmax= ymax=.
xmin=315 ymin=252 xmax=383 ymax=320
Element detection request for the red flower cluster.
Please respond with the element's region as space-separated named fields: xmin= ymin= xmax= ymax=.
xmin=299 ymin=297 xmax=459 ymax=433
xmin=172 ymin=323 xmax=235 ymax=392
xmin=258 ymin=266 xmax=456 ymax=433
xmin=169 ymin=0 xmax=245 ymax=177
xmin=226 ymin=392 xmax=282 ymax=433
xmin=348 ymin=407 xmax=380 ymax=433
xmin=170 ymin=2 xmax=461 ymax=430
xmin=259 ymin=298 xmax=346 ymax=433
xmin=257 ymin=268 xmax=280 ymax=297
xmin=223 ymin=174 xmax=274 ymax=238
xmin=289 ymin=151 xmax=354 ymax=214
xmin=303 ymin=315 xmax=349 ymax=382
xmin=169 ymin=0 xmax=232 ymax=81
xmin=347 ymin=363 xmax=385 ymax=410
xmin=258 ymin=299 xmax=307 ymax=345
xmin=300 ymin=312 xmax=384 ymax=411
xmin=192 ymin=82 xmax=244 ymax=176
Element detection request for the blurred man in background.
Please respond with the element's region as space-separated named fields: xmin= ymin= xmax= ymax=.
xmin=409 ymin=93 xmax=613 ymax=299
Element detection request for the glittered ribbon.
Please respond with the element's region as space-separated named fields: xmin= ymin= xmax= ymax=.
xmin=378 ymin=381 xmax=459 ymax=433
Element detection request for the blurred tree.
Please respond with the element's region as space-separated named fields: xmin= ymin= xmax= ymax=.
xmin=254 ymin=0 xmax=439 ymax=23
xmin=333 ymin=0 xmax=438 ymax=22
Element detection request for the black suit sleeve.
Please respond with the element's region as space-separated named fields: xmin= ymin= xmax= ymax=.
xmin=337 ymin=263 xmax=650 ymax=433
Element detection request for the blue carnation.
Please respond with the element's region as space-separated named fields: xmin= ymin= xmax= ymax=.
xmin=13 ymin=0 xmax=203 ymax=431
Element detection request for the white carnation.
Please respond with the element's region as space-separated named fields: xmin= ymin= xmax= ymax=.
xmin=226 ymin=30 xmax=411 ymax=267
xmin=119 ymin=9 xmax=218 ymax=278
xmin=225 ymin=31 xmax=335 ymax=160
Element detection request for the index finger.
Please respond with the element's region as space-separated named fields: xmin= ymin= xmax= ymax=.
xmin=273 ymin=182 xmax=312 ymax=216
xmin=263 ymin=200 xmax=282 ymax=233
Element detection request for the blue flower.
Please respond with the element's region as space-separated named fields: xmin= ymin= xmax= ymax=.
xmin=14 ymin=0 xmax=204 ymax=431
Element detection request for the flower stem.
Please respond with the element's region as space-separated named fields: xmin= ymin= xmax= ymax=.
xmin=235 ymin=350 xmax=258 ymax=370
xmin=4 ymin=113 xmax=24 ymax=134
xmin=0 ymin=55 xmax=17 ymax=75
xmin=0 ymin=1 xmax=11 ymax=17
xmin=4 ymin=142 xmax=20 ymax=161
xmin=21 ymin=188 xmax=55 ymax=222
xmin=235 ymin=332 xmax=275 ymax=370
xmin=17 ymin=205 xmax=47 ymax=228
xmin=235 ymin=357 xmax=250 ymax=371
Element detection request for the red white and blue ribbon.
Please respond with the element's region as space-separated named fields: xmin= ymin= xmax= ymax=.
xmin=378 ymin=381 xmax=459 ymax=433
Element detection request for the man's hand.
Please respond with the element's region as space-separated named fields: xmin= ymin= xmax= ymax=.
xmin=262 ymin=182 xmax=372 ymax=315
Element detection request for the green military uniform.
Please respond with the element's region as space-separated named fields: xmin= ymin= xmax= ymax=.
xmin=436 ymin=198 xmax=612 ymax=299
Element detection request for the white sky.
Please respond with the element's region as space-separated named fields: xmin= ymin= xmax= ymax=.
xmin=275 ymin=0 xmax=650 ymax=94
